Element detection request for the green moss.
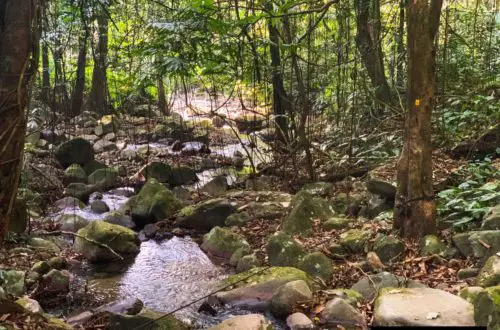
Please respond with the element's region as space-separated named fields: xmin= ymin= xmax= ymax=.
xmin=222 ymin=267 xmax=310 ymax=288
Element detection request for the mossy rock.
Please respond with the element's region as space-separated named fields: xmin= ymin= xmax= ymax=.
xmin=140 ymin=162 xmax=172 ymax=183
xmin=169 ymin=166 xmax=198 ymax=186
xmin=236 ymin=254 xmax=262 ymax=273
xmin=125 ymin=179 xmax=183 ymax=227
xmin=0 ymin=269 xmax=25 ymax=297
xmin=340 ymin=229 xmax=371 ymax=254
xmin=201 ymin=227 xmax=250 ymax=259
xmin=298 ymin=252 xmax=333 ymax=281
xmin=454 ymin=231 xmax=500 ymax=259
xmin=64 ymin=164 xmax=87 ymax=184
xmin=474 ymin=285 xmax=500 ymax=329
xmin=57 ymin=214 xmax=90 ymax=233
xmin=55 ymin=138 xmax=94 ymax=168
xmin=230 ymin=246 xmax=253 ymax=266
xmin=176 ymin=198 xmax=236 ymax=231
xmin=482 ymin=204 xmax=500 ymax=230
xmin=106 ymin=308 xmax=190 ymax=330
xmin=326 ymin=288 xmax=363 ymax=307
xmin=267 ymin=232 xmax=305 ymax=267
xmin=459 ymin=286 xmax=485 ymax=305
xmin=225 ymin=212 xmax=250 ymax=226
xmin=420 ymin=235 xmax=446 ymax=256
xmin=222 ymin=266 xmax=310 ymax=288
xmin=83 ymin=160 xmax=108 ymax=176
xmin=373 ymin=234 xmax=405 ymax=263
xmin=477 ymin=255 xmax=500 ymax=287
xmin=73 ymin=221 xmax=140 ymax=263
xmin=283 ymin=191 xmax=334 ymax=235
xmin=88 ymin=168 xmax=119 ymax=191
xmin=323 ymin=217 xmax=351 ymax=230
xmin=300 ymin=182 xmax=334 ymax=197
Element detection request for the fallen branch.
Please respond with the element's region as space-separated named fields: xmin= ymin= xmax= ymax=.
xmin=39 ymin=230 xmax=124 ymax=260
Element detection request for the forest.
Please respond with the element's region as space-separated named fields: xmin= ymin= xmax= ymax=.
xmin=0 ymin=0 xmax=499 ymax=329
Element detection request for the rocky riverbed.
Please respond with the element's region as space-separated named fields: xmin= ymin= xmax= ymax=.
xmin=1 ymin=105 xmax=499 ymax=329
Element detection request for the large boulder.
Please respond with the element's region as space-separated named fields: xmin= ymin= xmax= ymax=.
xmin=124 ymin=179 xmax=182 ymax=227
xmin=351 ymin=272 xmax=426 ymax=301
xmin=366 ymin=179 xmax=397 ymax=199
xmin=482 ymin=204 xmax=500 ymax=230
xmin=374 ymin=288 xmax=474 ymax=326
xmin=57 ymin=214 xmax=90 ymax=232
xmin=474 ymin=285 xmax=500 ymax=329
xmin=176 ymin=198 xmax=237 ymax=231
xmin=453 ymin=231 xmax=500 ymax=259
xmin=283 ymin=191 xmax=334 ymax=235
xmin=215 ymin=267 xmax=310 ymax=311
xmin=73 ymin=221 xmax=140 ymax=263
xmin=88 ymin=168 xmax=119 ymax=191
xmin=270 ymin=280 xmax=313 ymax=318
xmin=55 ymin=138 xmax=94 ymax=168
xmin=476 ymin=255 xmax=500 ymax=287
xmin=201 ymin=227 xmax=250 ymax=259
xmin=267 ymin=232 xmax=305 ymax=268
xmin=209 ymin=314 xmax=271 ymax=330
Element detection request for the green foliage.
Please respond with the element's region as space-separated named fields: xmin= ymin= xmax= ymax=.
xmin=438 ymin=159 xmax=500 ymax=230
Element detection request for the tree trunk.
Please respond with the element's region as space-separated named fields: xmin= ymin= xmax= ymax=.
xmin=266 ymin=3 xmax=290 ymax=143
xmin=41 ymin=42 xmax=51 ymax=103
xmin=396 ymin=0 xmax=405 ymax=89
xmin=70 ymin=31 xmax=88 ymax=117
xmin=0 ymin=0 xmax=37 ymax=240
xmin=157 ymin=75 xmax=169 ymax=115
xmin=394 ymin=0 xmax=443 ymax=239
xmin=89 ymin=11 xmax=109 ymax=115
xmin=355 ymin=0 xmax=392 ymax=111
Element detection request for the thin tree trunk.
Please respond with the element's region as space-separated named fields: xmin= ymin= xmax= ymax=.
xmin=266 ymin=3 xmax=290 ymax=144
xmin=89 ymin=11 xmax=109 ymax=115
xmin=70 ymin=31 xmax=88 ymax=117
xmin=394 ymin=0 xmax=443 ymax=238
xmin=354 ymin=0 xmax=392 ymax=112
xmin=396 ymin=0 xmax=405 ymax=89
xmin=157 ymin=75 xmax=169 ymax=115
xmin=41 ymin=42 xmax=51 ymax=103
xmin=0 ymin=0 xmax=37 ymax=240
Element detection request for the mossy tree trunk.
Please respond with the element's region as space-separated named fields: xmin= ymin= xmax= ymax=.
xmin=394 ymin=0 xmax=443 ymax=238
xmin=0 ymin=0 xmax=37 ymax=240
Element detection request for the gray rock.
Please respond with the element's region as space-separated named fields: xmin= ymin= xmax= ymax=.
xmin=208 ymin=314 xmax=271 ymax=330
xmin=202 ymin=175 xmax=228 ymax=197
xmin=374 ymin=288 xmax=474 ymax=326
xmin=201 ymin=227 xmax=250 ymax=259
xmin=482 ymin=204 xmax=500 ymax=230
xmin=351 ymin=271 xmax=426 ymax=301
xmin=236 ymin=255 xmax=261 ymax=273
xmin=64 ymin=164 xmax=87 ymax=184
xmin=286 ymin=313 xmax=314 ymax=330
xmin=88 ymin=168 xmax=119 ymax=191
xmin=93 ymin=139 xmax=118 ymax=153
xmin=58 ymin=214 xmax=90 ymax=233
xmin=42 ymin=269 xmax=70 ymax=293
xmin=284 ymin=191 xmax=334 ymax=235
xmin=300 ymin=182 xmax=334 ymax=197
xmin=176 ymin=198 xmax=237 ymax=231
xmin=0 ymin=269 xmax=25 ymax=297
xmin=340 ymin=229 xmax=371 ymax=253
xmin=457 ymin=268 xmax=480 ymax=280
xmin=30 ymin=261 xmax=51 ymax=275
xmin=476 ymin=255 xmax=500 ymax=287
xmin=91 ymin=200 xmax=110 ymax=213
xmin=104 ymin=211 xmax=135 ymax=229
xmin=169 ymin=166 xmax=198 ymax=186
xmin=55 ymin=196 xmax=85 ymax=210
xmin=267 ymin=232 xmax=305 ymax=268
xmin=64 ymin=182 xmax=94 ymax=202
xmin=271 ymin=280 xmax=312 ymax=318
xmin=420 ymin=235 xmax=446 ymax=256
xmin=298 ymin=252 xmax=333 ymax=281
xmin=15 ymin=296 xmax=43 ymax=314
xmin=321 ymin=298 xmax=365 ymax=328
xmin=55 ymin=138 xmax=94 ymax=168
xmin=95 ymin=298 xmax=144 ymax=315
xmin=140 ymin=162 xmax=172 ymax=183
xmin=366 ymin=179 xmax=397 ymax=199
xmin=27 ymin=237 xmax=61 ymax=253
xmin=73 ymin=221 xmax=140 ymax=262
xmin=453 ymin=231 xmax=500 ymax=259
xmin=373 ymin=234 xmax=405 ymax=263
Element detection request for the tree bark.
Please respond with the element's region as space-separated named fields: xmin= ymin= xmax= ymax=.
xmin=394 ymin=0 xmax=443 ymax=238
xmin=41 ymin=42 xmax=51 ymax=103
xmin=70 ymin=31 xmax=88 ymax=117
xmin=266 ymin=3 xmax=290 ymax=143
xmin=89 ymin=10 xmax=109 ymax=115
xmin=354 ymin=0 xmax=392 ymax=111
xmin=157 ymin=75 xmax=169 ymax=115
xmin=0 ymin=0 xmax=37 ymax=240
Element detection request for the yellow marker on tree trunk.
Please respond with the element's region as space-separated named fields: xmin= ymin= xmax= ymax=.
xmin=415 ymin=99 xmax=421 ymax=106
